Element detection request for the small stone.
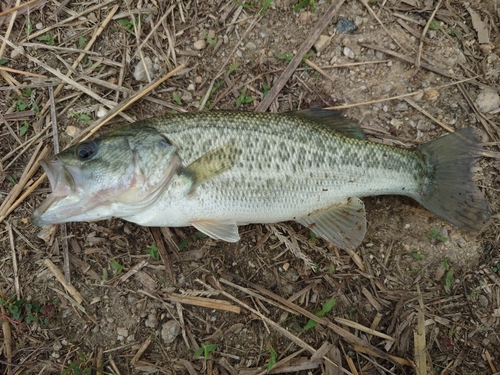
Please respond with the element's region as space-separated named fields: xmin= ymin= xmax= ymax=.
xmin=207 ymin=30 xmax=216 ymax=40
xmin=193 ymin=39 xmax=207 ymax=50
xmin=434 ymin=264 xmax=446 ymax=281
xmin=117 ymin=327 xmax=128 ymax=338
xmin=475 ymin=87 xmax=500 ymax=113
xmin=423 ymin=89 xmax=439 ymax=101
xmin=354 ymin=16 xmax=363 ymax=27
xmin=343 ymin=46 xmax=355 ymax=59
xmin=96 ymin=106 xmax=107 ymax=118
xmin=187 ymin=83 xmax=195 ymax=92
xmin=133 ymin=56 xmax=154 ymax=82
xmin=65 ymin=125 xmax=81 ymax=138
xmin=390 ymin=118 xmax=403 ymax=129
xmin=395 ymin=102 xmax=408 ymax=111
xmin=181 ymin=90 xmax=192 ymax=102
xmin=478 ymin=294 xmax=489 ymax=308
xmin=479 ymin=44 xmax=492 ymax=56
xmin=36 ymin=22 xmax=43 ymax=30
xmin=336 ymin=19 xmax=358 ymax=34
xmin=145 ymin=313 xmax=158 ymax=328
xmin=223 ymin=35 xmax=229 ymax=44
xmin=195 ymin=76 xmax=202 ymax=84
xmin=283 ymin=268 xmax=300 ymax=282
xmin=298 ymin=11 xmax=313 ymax=23
xmin=161 ymin=320 xmax=181 ymax=344
xmin=53 ymin=340 xmax=62 ymax=351
xmin=11 ymin=45 xmax=24 ymax=59
xmin=87 ymin=12 xmax=97 ymax=23
xmin=314 ymin=35 xmax=330 ymax=53
xmin=236 ymin=49 xmax=242 ymax=57
xmin=246 ymin=41 xmax=257 ymax=50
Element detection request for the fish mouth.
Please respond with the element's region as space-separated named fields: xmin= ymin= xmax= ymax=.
xmin=31 ymin=158 xmax=84 ymax=226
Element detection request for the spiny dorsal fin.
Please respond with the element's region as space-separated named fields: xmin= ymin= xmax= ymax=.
xmin=182 ymin=142 xmax=238 ymax=192
xmin=286 ymin=108 xmax=366 ymax=140
xmin=297 ymin=197 xmax=367 ymax=249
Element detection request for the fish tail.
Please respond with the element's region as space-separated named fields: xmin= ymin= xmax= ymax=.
xmin=415 ymin=127 xmax=490 ymax=231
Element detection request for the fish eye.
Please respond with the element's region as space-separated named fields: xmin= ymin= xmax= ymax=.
xmin=75 ymin=141 xmax=97 ymax=160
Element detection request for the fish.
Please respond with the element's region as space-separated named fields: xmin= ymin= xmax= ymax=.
xmin=31 ymin=109 xmax=491 ymax=250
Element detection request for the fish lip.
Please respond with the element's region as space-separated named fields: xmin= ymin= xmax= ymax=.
xmin=30 ymin=158 xmax=83 ymax=226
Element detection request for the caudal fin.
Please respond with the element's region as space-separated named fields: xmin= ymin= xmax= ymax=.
xmin=416 ymin=128 xmax=490 ymax=231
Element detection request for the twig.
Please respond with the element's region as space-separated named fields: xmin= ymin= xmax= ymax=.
xmin=415 ymin=0 xmax=443 ymax=71
xmin=0 ymin=66 xmax=46 ymax=78
xmin=166 ymin=293 xmax=241 ymax=314
xmin=326 ymin=74 xmax=491 ymax=110
xmin=23 ymin=0 xmax=117 ymax=41
xmin=44 ymin=259 xmax=85 ymax=304
xmin=72 ymin=64 xmax=186 ymax=144
xmin=150 ymin=227 xmax=175 ymax=283
xmin=256 ymin=0 xmax=345 ymax=112
xmin=359 ymin=0 xmax=409 ymax=54
xmin=6 ymin=222 xmax=20 ymax=300
xmin=403 ymin=98 xmax=455 ymax=133
xmin=0 ymin=0 xmax=21 ymax=60
xmin=361 ymin=43 xmax=457 ymax=79
xmin=0 ymin=0 xmax=40 ymax=19
xmin=39 ymin=4 xmax=120 ymax=117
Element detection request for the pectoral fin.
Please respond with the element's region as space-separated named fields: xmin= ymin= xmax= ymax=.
xmin=191 ymin=219 xmax=240 ymax=242
xmin=297 ymin=197 xmax=366 ymax=249
xmin=183 ymin=142 xmax=238 ymax=192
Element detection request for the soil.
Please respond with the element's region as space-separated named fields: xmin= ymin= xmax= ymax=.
xmin=0 ymin=0 xmax=499 ymax=374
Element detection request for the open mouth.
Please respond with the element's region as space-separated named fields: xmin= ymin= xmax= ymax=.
xmin=30 ymin=158 xmax=82 ymax=226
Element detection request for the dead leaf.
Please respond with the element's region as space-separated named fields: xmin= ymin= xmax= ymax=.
xmin=467 ymin=7 xmax=489 ymax=44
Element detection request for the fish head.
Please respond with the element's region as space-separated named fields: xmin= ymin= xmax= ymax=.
xmin=31 ymin=125 xmax=180 ymax=226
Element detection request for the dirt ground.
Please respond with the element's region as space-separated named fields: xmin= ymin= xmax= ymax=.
xmin=0 ymin=0 xmax=499 ymax=374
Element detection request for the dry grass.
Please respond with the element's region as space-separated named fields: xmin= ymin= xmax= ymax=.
xmin=0 ymin=0 xmax=499 ymax=374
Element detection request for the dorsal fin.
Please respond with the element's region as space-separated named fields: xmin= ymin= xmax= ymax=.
xmin=286 ymin=108 xmax=366 ymax=140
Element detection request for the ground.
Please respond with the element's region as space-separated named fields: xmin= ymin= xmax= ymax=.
xmin=0 ymin=0 xmax=499 ymax=374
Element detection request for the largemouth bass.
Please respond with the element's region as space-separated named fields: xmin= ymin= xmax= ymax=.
xmin=31 ymin=110 xmax=490 ymax=249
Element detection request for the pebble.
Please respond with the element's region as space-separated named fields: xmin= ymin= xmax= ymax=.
xmin=11 ymin=45 xmax=24 ymax=59
xmin=475 ymin=87 xmax=500 ymax=113
xmin=207 ymin=30 xmax=216 ymax=39
xmin=187 ymin=83 xmax=195 ymax=92
xmin=283 ymin=268 xmax=300 ymax=282
xmin=343 ymin=46 xmax=355 ymax=59
xmin=478 ymin=294 xmax=489 ymax=308
xmin=246 ymin=41 xmax=257 ymax=50
xmin=423 ymin=89 xmax=439 ymax=101
xmin=161 ymin=320 xmax=181 ymax=344
xmin=395 ymin=102 xmax=408 ymax=111
xmin=65 ymin=125 xmax=80 ymax=138
xmin=133 ymin=56 xmax=154 ymax=82
xmin=117 ymin=327 xmax=128 ymax=341
xmin=145 ymin=312 xmax=158 ymax=328
xmin=193 ymin=39 xmax=207 ymax=50
xmin=236 ymin=49 xmax=242 ymax=57
xmin=181 ymin=90 xmax=192 ymax=102
xmin=87 ymin=12 xmax=97 ymax=23
xmin=314 ymin=35 xmax=330 ymax=53
xmin=53 ymin=340 xmax=62 ymax=351
xmin=336 ymin=19 xmax=358 ymax=34
xmin=298 ymin=11 xmax=313 ymax=23
xmin=36 ymin=22 xmax=43 ymax=30
xmin=96 ymin=106 xmax=107 ymax=118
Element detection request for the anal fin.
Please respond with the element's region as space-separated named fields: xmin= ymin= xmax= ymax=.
xmin=191 ymin=219 xmax=240 ymax=242
xmin=297 ymin=197 xmax=366 ymax=250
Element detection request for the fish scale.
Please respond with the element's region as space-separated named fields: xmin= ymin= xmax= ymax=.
xmin=31 ymin=110 xmax=490 ymax=250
